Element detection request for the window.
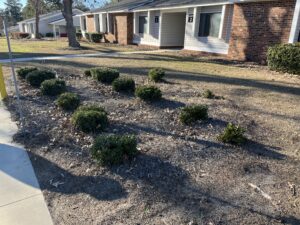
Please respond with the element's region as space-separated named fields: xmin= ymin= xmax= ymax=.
xmin=139 ymin=16 xmax=148 ymax=34
xmin=198 ymin=12 xmax=221 ymax=38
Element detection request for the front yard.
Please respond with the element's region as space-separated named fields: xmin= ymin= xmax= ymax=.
xmin=0 ymin=38 xmax=154 ymax=59
xmin=2 ymin=50 xmax=300 ymax=224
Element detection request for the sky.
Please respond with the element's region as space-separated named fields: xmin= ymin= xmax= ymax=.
xmin=0 ymin=0 xmax=27 ymax=9
xmin=0 ymin=0 xmax=107 ymax=10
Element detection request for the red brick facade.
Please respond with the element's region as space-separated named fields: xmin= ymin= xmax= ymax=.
xmin=228 ymin=0 xmax=296 ymax=63
xmin=86 ymin=15 xmax=95 ymax=33
xmin=104 ymin=13 xmax=133 ymax=45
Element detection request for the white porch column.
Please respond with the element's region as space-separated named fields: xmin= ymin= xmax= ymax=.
xmin=192 ymin=7 xmax=198 ymax=36
xmin=219 ymin=5 xmax=226 ymax=39
xmin=107 ymin=13 xmax=110 ymax=33
xmin=158 ymin=11 xmax=163 ymax=46
xmin=79 ymin=16 xmax=83 ymax=31
xmin=53 ymin=25 xmax=56 ymax=38
xmin=133 ymin=12 xmax=138 ymax=34
xmin=99 ymin=13 xmax=103 ymax=32
xmin=289 ymin=0 xmax=300 ymax=43
xmin=147 ymin=11 xmax=151 ymax=34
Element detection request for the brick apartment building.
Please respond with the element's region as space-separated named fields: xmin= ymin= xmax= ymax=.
xmin=78 ymin=0 xmax=300 ymax=62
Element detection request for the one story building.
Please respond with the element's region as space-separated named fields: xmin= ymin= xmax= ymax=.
xmin=18 ymin=9 xmax=83 ymax=38
xmin=79 ymin=0 xmax=300 ymax=62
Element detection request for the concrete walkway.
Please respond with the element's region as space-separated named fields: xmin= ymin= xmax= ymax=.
xmin=0 ymin=101 xmax=53 ymax=225
xmin=0 ymin=49 xmax=175 ymax=63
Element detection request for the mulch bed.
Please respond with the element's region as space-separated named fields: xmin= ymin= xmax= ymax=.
xmin=5 ymin=67 xmax=300 ymax=225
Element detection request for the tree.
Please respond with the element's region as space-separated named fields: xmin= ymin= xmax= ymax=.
xmin=33 ymin=0 xmax=40 ymax=38
xmin=47 ymin=0 xmax=80 ymax=47
xmin=22 ymin=0 xmax=58 ymax=20
xmin=4 ymin=0 xmax=23 ymax=26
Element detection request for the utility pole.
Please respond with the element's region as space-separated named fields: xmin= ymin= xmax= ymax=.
xmin=2 ymin=16 xmax=23 ymax=123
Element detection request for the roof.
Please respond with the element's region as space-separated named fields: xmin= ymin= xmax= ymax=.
xmin=90 ymin=0 xmax=152 ymax=13
xmin=18 ymin=9 xmax=83 ymax=24
xmin=135 ymin=0 xmax=229 ymax=11
xmin=86 ymin=0 xmax=269 ymax=14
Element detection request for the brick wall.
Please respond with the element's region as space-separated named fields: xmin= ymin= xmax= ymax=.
xmin=86 ymin=15 xmax=95 ymax=33
xmin=104 ymin=13 xmax=133 ymax=45
xmin=228 ymin=0 xmax=296 ymax=63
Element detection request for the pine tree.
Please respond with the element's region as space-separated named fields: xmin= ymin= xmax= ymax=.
xmin=4 ymin=0 xmax=23 ymax=26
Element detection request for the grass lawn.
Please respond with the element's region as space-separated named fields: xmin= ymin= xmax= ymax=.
xmin=0 ymin=38 xmax=153 ymax=59
xmin=2 ymin=51 xmax=300 ymax=224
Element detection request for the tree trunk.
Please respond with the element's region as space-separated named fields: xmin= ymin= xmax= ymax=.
xmin=62 ymin=0 xmax=80 ymax=48
xmin=34 ymin=0 xmax=40 ymax=39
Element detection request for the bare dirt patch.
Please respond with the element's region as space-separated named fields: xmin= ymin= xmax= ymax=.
xmin=3 ymin=54 xmax=300 ymax=225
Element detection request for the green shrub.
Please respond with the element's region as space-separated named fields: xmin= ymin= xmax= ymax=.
xmin=135 ymin=85 xmax=162 ymax=101
xmin=45 ymin=32 xmax=54 ymax=38
xmin=218 ymin=123 xmax=246 ymax=145
xmin=202 ymin=89 xmax=215 ymax=99
xmin=91 ymin=134 xmax=137 ymax=166
xmin=41 ymin=79 xmax=66 ymax=96
xmin=91 ymin=67 xmax=120 ymax=84
xmin=72 ymin=105 xmax=108 ymax=133
xmin=56 ymin=92 xmax=80 ymax=111
xmin=84 ymin=32 xmax=102 ymax=42
xmin=84 ymin=69 xmax=91 ymax=77
xmin=148 ymin=68 xmax=165 ymax=82
xmin=179 ymin=105 xmax=208 ymax=124
xmin=267 ymin=44 xmax=300 ymax=75
xmin=112 ymin=77 xmax=135 ymax=92
xmin=26 ymin=70 xmax=56 ymax=87
xmin=16 ymin=67 xmax=38 ymax=79
xmin=76 ymin=32 xmax=82 ymax=40
xmin=90 ymin=33 xmax=102 ymax=43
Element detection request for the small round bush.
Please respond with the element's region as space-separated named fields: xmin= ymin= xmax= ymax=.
xmin=267 ymin=44 xmax=300 ymax=75
xmin=84 ymin=69 xmax=91 ymax=77
xmin=148 ymin=68 xmax=165 ymax=82
xmin=202 ymin=89 xmax=215 ymax=99
xmin=56 ymin=92 xmax=80 ymax=111
xmin=72 ymin=106 xmax=108 ymax=133
xmin=26 ymin=70 xmax=56 ymax=87
xmin=135 ymin=85 xmax=162 ymax=101
xmin=218 ymin=123 xmax=246 ymax=145
xmin=41 ymin=79 xmax=66 ymax=96
xmin=179 ymin=105 xmax=208 ymax=125
xmin=91 ymin=67 xmax=119 ymax=84
xmin=91 ymin=134 xmax=137 ymax=166
xmin=112 ymin=77 xmax=135 ymax=92
xmin=16 ymin=67 xmax=38 ymax=79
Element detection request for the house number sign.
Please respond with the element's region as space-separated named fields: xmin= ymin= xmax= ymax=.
xmin=155 ymin=16 xmax=159 ymax=23
xmin=188 ymin=14 xmax=194 ymax=23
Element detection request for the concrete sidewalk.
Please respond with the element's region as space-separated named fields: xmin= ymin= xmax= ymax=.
xmin=0 ymin=102 xmax=53 ymax=225
xmin=0 ymin=49 xmax=175 ymax=63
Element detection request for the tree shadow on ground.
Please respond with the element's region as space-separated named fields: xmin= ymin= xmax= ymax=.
xmin=113 ymin=121 xmax=286 ymax=161
xmin=0 ymin=144 xmax=126 ymax=201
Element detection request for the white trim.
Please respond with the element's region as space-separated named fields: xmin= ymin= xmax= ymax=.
xmin=132 ymin=39 xmax=160 ymax=46
xmin=289 ymin=0 xmax=300 ymax=43
xmin=133 ymin=2 xmax=231 ymax=12
xmin=219 ymin=5 xmax=226 ymax=39
xmin=184 ymin=45 xmax=229 ymax=54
